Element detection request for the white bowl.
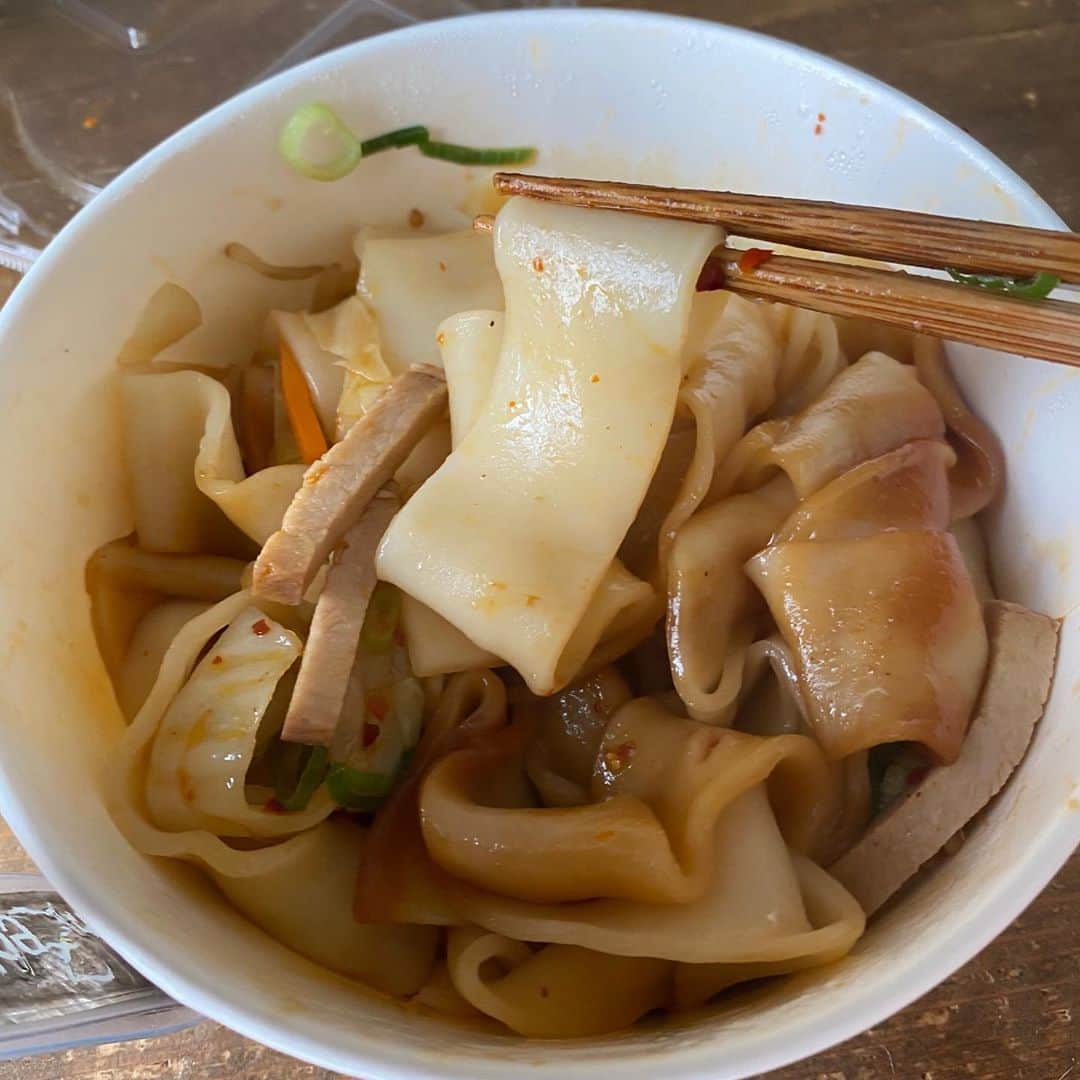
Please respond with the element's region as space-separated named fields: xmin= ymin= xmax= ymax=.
xmin=0 ymin=9 xmax=1076 ymax=1079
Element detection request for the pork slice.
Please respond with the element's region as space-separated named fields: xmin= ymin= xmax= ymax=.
xmin=253 ymin=364 xmax=446 ymax=605
xmin=281 ymin=489 xmax=400 ymax=746
xmin=830 ymin=600 xmax=1059 ymax=914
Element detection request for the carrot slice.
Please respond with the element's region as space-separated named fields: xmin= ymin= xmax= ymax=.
xmin=279 ymin=340 xmax=328 ymax=464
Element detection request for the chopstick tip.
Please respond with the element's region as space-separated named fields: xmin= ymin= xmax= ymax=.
xmin=492 ymin=172 xmax=522 ymax=193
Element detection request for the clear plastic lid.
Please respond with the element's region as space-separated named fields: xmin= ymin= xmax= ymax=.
xmin=0 ymin=874 xmax=198 ymax=1058
xmin=0 ymin=0 xmax=571 ymax=1058
xmin=0 ymin=0 xmax=569 ymax=271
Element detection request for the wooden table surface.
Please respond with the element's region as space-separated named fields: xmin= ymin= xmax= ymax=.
xmin=1 ymin=1 xmax=1078 ymax=1077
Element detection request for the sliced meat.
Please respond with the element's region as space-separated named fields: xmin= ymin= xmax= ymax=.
xmin=281 ymin=489 xmax=400 ymax=746
xmin=830 ymin=600 xmax=1059 ymax=914
xmin=253 ymin=364 xmax=447 ymax=605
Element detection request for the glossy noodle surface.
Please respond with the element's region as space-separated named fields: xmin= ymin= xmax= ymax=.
xmin=95 ymin=196 xmax=1015 ymax=1038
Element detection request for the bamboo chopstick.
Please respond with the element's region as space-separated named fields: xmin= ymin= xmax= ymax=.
xmin=471 ymin=214 xmax=1080 ymax=368
xmin=493 ymin=172 xmax=1080 ymax=284
xmin=715 ymin=250 xmax=1080 ymax=367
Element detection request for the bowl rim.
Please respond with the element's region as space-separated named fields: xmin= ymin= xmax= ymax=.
xmin=0 ymin=7 xmax=1075 ymax=1079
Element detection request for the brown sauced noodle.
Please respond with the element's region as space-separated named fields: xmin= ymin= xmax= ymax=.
xmin=97 ymin=199 xmax=1012 ymax=1037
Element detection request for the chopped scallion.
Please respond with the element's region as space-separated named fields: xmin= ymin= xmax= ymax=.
xmin=278 ymin=104 xmax=538 ymax=180
xmin=326 ymin=763 xmax=394 ymax=810
xmin=273 ymin=743 xmax=329 ymax=811
xmin=360 ymin=125 xmax=429 ymax=156
xmin=946 ymin=268 xmax=1059 ymax=300
xmin=278 ymin=103 xmax=362 ymax=182
xmin=418 ymin=140 xmax=537 ymax=166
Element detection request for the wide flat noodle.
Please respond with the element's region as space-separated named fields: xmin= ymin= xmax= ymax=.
xmin=86 ymin=540 xmax=245 ymax=683
xmin=411 ymin=963 xmax=484 ymax=1022
xmin=667 ymin=476 xmax=795 ymax=723
xmin=270 ymin=309 xmax=346 ymax=437
xmin=88 ymin=541 xmax=247 ymax=600
xmin=421 ymin=699 xmax=837 ymax=910
xmin=275 ymin=295 xmax=393 ymax=442
xmin=378 ymin=199 xmax=722 ymax=694
xmin=913 ymin=335 xmax=1004 ymax=520
xmin=439 ymin=310 xmax=503 ymax=446
xmin=109 ymin=593 xmax=332 ymax=878
xmin=395 ymin=315 xmax=505 ymax=676
xmin=401 ymin=596 xmax=500 ymax=678
xmin=400 ymin=307 xmax=659 ymax=681
xmin=359 ymin=231 xmax=503 ymax=372
xmin=775 ymin=438 xmax=954 ymax=542
xmin=833 ymin=315 xmax=915 ymax=368
xmin=146 ymin=605 xmax=333 ymax=836
xmin=118 ymin=599 xmax=209 ymax=720
xmin=670 ymin=854 xmax=861 ymax=1008
xmin=656 ymin=291 xmax=780 ymax=570
xmin=713 ymin=351 xmax=945 ymax=500
xmin=760 ymin=303 xmax=847 ymax=417
xmin=116 ymin=282 xmax=202 ymax=367
xmin=120 ymin=372 xmax=304 ymax=551
xmin=446 ymin=927 xmax=671 ymax=1037
xmin=214 ymin=819 xmax=438 ymax=996
xmin=735 ymin=638 xmax=870 ymax=865
xmin=624 ymin=297 xmax=847 ymax=583
xmin=747 ymin=440 xmax=988 ymax=762
xmin=668 ymin=349 xmax=948 ymax=722
xmin=354 ymin=669 xmax=509 ymax=925
xmin=436 ymin=775 xmax=862 ymax=966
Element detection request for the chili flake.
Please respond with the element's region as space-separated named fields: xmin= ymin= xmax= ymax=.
xmin=603 ymin=740 xmax=637 ymax=775
xmin=738 ymin=247 xmax=773 ymax=274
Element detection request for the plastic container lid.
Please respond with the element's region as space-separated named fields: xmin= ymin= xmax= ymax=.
xmin=0 ymin=0 xmax=569 ymax=271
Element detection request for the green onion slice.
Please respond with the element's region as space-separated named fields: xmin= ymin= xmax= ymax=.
xmin=419 ymin=139 xmax=536 ymax=166
xmin=326 ymin=764 xmax=394 ymax=810
xmin=280 ymin=103 xmax=538 ymax=179
xmin=273 ymin=743 xmax=329 ymax=811
xmin=360 ymin=125 xmax=430 ymax=156
xmin=361 ymin=582 xmax=402 ymax=655
xmin=946 ymin=268 xmax=1059 ymax=300
xmin=327 ymin=750 xmax=414 ymax=813
xmin=278 ymin=103 xmax=362 ymax=182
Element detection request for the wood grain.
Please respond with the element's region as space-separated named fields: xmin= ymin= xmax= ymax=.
xmin=605 ymin=0 xmax=1080 ymax=228
xmin=494 ymin=172 xmax=1080 ymax=281
xmin=479 ymin=198 xmax=1080 ymax=367
xmin=715 ymin=250 xmax=1080 ymax=367
xmin=1 ymin=2 xmax=1078 ymax=1079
